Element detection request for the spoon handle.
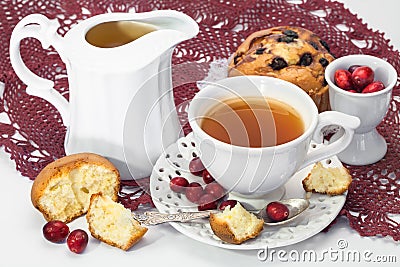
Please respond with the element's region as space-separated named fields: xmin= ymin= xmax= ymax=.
xmin=132 ymin=210 xmax=212 ymax=225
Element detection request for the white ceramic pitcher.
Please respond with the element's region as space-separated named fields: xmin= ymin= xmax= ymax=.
xmin=10 ymin=11 xmax=199 ymax=179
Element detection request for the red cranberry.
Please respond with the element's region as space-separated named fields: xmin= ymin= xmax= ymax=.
xmin=334 ymin=69 xmax=353 ymax=90
xmin=185 ymin=182 xmax=204 ymax=203
xmin=189 ymin=157 xmax=205 ymax=176
xmin=169 ymin=177 xmax=189 ymax=193
xmin=205 ymin=182 xmax=225 ymax=199
xmin=351 ymin=66 xmax=374 ymax=90
xmin=202 ymin=169 xmax=215 ymax=184
xmin=219 ymin=200 xmax=238 ymax=210
xmin=361 ymin=81 xmax=385 ymax=93
xmin=348 ymin=64 xmax=361 ymax=73
xmin=266 ymin=201 xmax=289 ymax=222
xmin=197 ymin=194 xmax=218 ymax=211
xmin=348 ymin=90 xmax=358 ymax=93
xmin=67 ymin=229 xmax=88 ymax=254
xmin=42 ymin=220 xmax=69 ymax=243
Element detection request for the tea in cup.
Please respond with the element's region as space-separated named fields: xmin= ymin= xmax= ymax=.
xmin=188 ymin=76 xmax=360 ymax=198
xmin=200 ymin=96 xmax=304 ymax=148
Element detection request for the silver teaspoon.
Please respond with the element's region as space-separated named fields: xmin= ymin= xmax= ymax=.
xmin=133 ymin=198 xmax=309 ymax=226
xmin=132 ymin=210 xmax=213 ymax=225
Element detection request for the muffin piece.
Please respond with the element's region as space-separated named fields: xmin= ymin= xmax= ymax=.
xmin=228 ymin=26 xmax=335 ymax=112
xmin=86 ymin=193 xmax=148 ymax=251
xmin=302 ymin=162 xmax=352 ymax=195
xmin=31 ymin=153 xmax=120 ymax=223
xmin=209 ymin=203 xmax=264 ymax=244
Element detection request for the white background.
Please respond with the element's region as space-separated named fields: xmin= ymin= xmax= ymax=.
xmin=0 ymin=0 xmax=399 ymax=266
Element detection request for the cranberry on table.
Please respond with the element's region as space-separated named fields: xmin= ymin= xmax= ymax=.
xmin=266 ymin=201 xmax=289 ymax=222
xmin=334 ymin=69 xmax=353 ymax=90
xmin=361 ymin=81 xmax=385 ymax=93
xmin=169 ymin=177 xmax=189 ymax=193
xmin=197 ymin=194 xmax=218 ymax=211
xmin=202 ymin=169 xmax=215 ymax=184
xmin=351 ymin=66 xmax=374 ymax=90
xmin=205 ymin=182 xmax=225 ymax=199
xmin=219 ymin=200 xmax=238 ymax=210
xmin=67 ymin=229 xmax=88 ymax=254
xmin=189 ymin=157 xmax=205 ymax=176
xmin=185 ymin=182 xmax=204 ymax=203
xmin=42 ymin=220 xmax=70 ymax=243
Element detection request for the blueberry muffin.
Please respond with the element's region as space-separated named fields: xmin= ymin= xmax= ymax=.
xmin=228 ymin=26 xmax=335 ymax=112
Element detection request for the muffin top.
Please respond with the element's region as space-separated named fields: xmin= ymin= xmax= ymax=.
xmin=228 ymin=26 xmax=335 ymax=97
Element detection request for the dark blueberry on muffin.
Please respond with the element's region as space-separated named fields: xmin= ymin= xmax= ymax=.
xmin=319 ymin=39 xmax=330 ymax=52
xmin=283 ymin=29 xmax=299 ymax=38
xmin=270 ymin=57 xmax=288 ymax=70
xmin=310 ymin=41 xmax=319 ymax=50
xmin=278 ymin=36 xmax=295 ymax=43
xmin=299 ymin=53 xmax=313 ymax=66
xmin=319 ymin=57 xmax=329 ymax=67
xmin=255 ymin=47 xmax=266 ymax=54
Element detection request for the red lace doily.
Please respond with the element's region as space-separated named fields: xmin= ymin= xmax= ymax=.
xmin=0 ymin=0 xmax=399 ymax=241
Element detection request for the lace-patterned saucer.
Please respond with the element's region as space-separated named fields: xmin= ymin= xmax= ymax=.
xmin=149 ymin=133 xmax=346 ymax=250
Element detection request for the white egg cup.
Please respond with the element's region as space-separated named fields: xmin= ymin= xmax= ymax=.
xmin=325 ymin=55 xmax=397 ymax=165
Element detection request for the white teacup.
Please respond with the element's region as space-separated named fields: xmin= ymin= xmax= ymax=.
xmin=325 ymin=54 xmax=397 ymax=165
xmin=188 ymin=76 xmax=360 ymax=198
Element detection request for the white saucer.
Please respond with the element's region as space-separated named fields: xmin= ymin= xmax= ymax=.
xmin=149 ymin=134 xmax=346 ymax=250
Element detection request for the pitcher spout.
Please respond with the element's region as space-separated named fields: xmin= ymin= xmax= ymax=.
xmin=143 ymin=10 xmax=199 ymax=40
xmin=133 ymin=10 xmax=199 ymax=56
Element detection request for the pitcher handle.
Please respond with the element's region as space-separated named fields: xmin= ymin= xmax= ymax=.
xmin=299 ymin=111 xmax=360 ymax=169
xmin=9 ymin=14 xmax=69 ymax=125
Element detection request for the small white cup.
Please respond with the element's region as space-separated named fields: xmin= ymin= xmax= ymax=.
xmin=188 ymin=76 xmax=360 ymax=197
xmin=325 ymin=54 xmax=397 ymax=165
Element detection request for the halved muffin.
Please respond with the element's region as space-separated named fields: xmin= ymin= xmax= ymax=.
xmin=31 ymin=153 xmax=120 ymax=223
xmin=209 ymin=203 xmax=264 ymax=244
xmin=86 ymin=193 xmax=148 ymax=251
xmin=302 ymin=162 xmax=352 ymax=195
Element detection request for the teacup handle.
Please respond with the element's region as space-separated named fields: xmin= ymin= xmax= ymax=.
xmin=9 ymin=14 xmax=69 ymax=125
xmin=299 ymin=111 xmax=360 ymax=169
